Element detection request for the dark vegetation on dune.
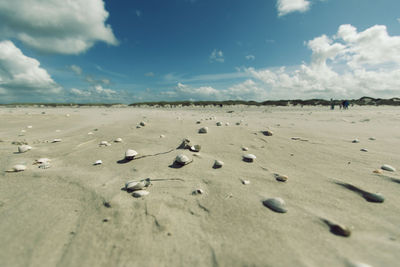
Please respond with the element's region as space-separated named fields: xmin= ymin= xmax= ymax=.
xmin=1 ymin=97 xmax=399 ymax=107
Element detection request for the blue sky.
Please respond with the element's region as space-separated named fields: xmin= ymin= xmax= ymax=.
xmin=1 ymin=0 xmax=400 ymax=103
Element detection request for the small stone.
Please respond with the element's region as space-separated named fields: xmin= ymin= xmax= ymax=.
xmin=329 ymin=223 xmax=351 ymax=237
xmin=225 ymin=122 xmax=230 ymax=126
xmin=263 ymin=198 xmax=287 ymax=213
xmin=262 ymin=130 xmax=273 ymax=136
xmin=213 ymin=160 xmax=224 ymax=168
xmin=132 ymin=190 xmax=150 ymax=198
xmin=175 ymin=154 xmax=192 ymax=165
xmin=160 ymin=134 xmax=165 ymax=138
xmin=381 ymin=164 xmax=395 ymax=172
xmin=99 ymin=141 xmax=111 ymax=146
xmin=52 ymin=138 xmax=62 ymax=143
xmin=369 ymin=137 xmax=376 ymax=140
xmin=196 ymin=121 xmax=201 ymax=124
xmin=275 ymin=174 xmax=288 ymax=182
xmin=139 ymin=121 xmax=146 ymax=126
xmin=198 ymin=127 xmax=208 ymax=134
xmin=243 ymin=154 xmax=256 ymax=162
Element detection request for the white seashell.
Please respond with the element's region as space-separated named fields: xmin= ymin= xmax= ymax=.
xmin=21 ymin=129 xmax=26 ymax=133
xmin=216 ymin=122 xmax=222 ymax=126
xmin=225 ymin=122 xmax=230 ymax=126
xmin=352 ymin=138 xmax=360 ymax=143
xmin=114 ymin=138 xmax=122 ymax=143
xmin=88 ymin=132 xmax=94 ymax=135
xmin=99 ymin=141 xmax=111 ymax=146
xmin=263 ymin=197 xmax=287 ymax=213
xmin=18 ymin=145 xmax=32 ymax=153
xmin=160 ymin=134 xmax=165 ymax=138
xmin=94 ymin=160 xmax=102 ymax=165
xmin=360 ymin=148 xmax=368 ymax=152
xmin=198 ymin=127 xmax=208 ymax=134
xmin=242 ymin=180 xmax=250 ymax=185
xmin=34 ymin=158 xmax=50 ymax=164
xmin=52 ymin=138 xmax=62 ymax=143
xmin=8 ymin=164 xmax=27 ymax=172
xmin=189 ymin=145 xmax=201 ymax=152
xmin=125 ymin=149 xmax=138 ymax=159
xmin=125 ymin=180 xmax=146 ymax=191
xmin=213 ymin=160 xmax=224 ymax=168
xmin=175 ymin=154 xmax=191 ymax=165
xmin=242 ymin=147 xmax=249 ymax=151
xmin=27 ymin=125 xmax=32 ymax=129
xmin=243 ymin=154 xmax=256 ymax=162
xmin=381 ymin=164 xmax=396 ymax=172
xmin=132 ymin=190 xmax=149 ymax=198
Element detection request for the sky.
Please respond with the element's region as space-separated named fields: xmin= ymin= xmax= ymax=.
xmin=1 ymin=0 xmax=400 ymax=103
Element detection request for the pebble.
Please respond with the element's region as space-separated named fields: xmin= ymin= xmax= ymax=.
xmin=381 ymin=164 xmax=395 ymax=172
xmin=242 ymin=147 xmax=249 ymax=151
xmin=369 ymin=137 xmax=376 ymax=140
xmin=160 ymin=134 xmax=165 ymax=138
xmin=243 ymin=154 xmax=256 ymax=162
xmin=275 ymin=174 xmax=288 ymax=182
xmin=132 ymin=190 xmax=150 ymax=198
xmin=99 ymin=141 xmax=111 ymax=146
xmin=225 ymin=122 xmax=230 ymax=126
xmin=198 ymin=127 xmax=208 ymax=134
xmin=213 ymin=160 xmax=224 ymax=168
xmin=139 ymin=121 xmax=146 ymax=126
xmin=322 ymin=219 xmax=351 ymax=237
xmin=263 ymin=197 xmax=287 ymax=213
xmin=373 ymin=169 xmax=383 ymax=174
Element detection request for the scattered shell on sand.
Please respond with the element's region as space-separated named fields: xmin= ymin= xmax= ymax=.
xmin=189 ymin=144 xmax=201 ymax=152
xmin=369 ymin=137 xmax=376 ymax=141
xmin=27 ymin=125 xmax=33 ymax=129
xmin=216 ymin=122 xmax=222 ymax=126
xmin=18 ymin=145 xmax=32 ymax=153
xmin=139 ymin=121 xmax=146 ymax=126
xmin=225 ymin=122 xmax=230 ymax=126
xmin=381 ymin=164 xmax=395 ymax=172
xmin=360 ymin=148 xmax=368 ymax=152
xmin=242 ymin=180 xmax=250 ymax=185
xmin=94 ymin=160 xmax=103 ymax=165
xmin=125 ymin=179 xmax=150 ymax=191
xmin=52 ymin=139 xmax=62 ymax=143
xmin=336 ymin=182 xmax=385 ymax=203
xmin=192 ymin=189 xmax=204 ymax=195
xmin=373 ymin=169 xmax=383 ymax=174
xmin=125 ymin=149 xmax=138 ymax=160
xmin=262 ymin=130 xmax=274 ymax=136
xmin=7 ymin=164 xmax=27 ymax=172
xmin=160 ymin=134 xmax=165 ymax=138
xmin=275 ymin=174 xmax=288 ymax=182
xmin=196 ymin=120 xmax=201 ymax=124
xmin=352 ymin=138 xmax=360 ymax=143
xmin=114 ymin=138 xmax=122 ymax=143
xmin=198 ymin=127 xmax=208 ymax=134
xmin=242 ymin=147 xmax=249 ymax=151
xmin=20 ymin=130 xmax=26 ymax=133
xmin=178 ymin=138 xmax=191 ymax=149
xmin=263 ymin=197 xmax=287 ymax=213
xmin=346 ymin=261 xmax=373 ymax=267
xmin=136 ymin=125 xmax=142 ymax=129
xmin=132 ymin=190 xmax=150 ymax=198
xmin=321 ymin=219 xmax=351 ymax=237
xmin=88 ymin=132 xmax=94 ymax=135
xmin=243 ymin=154 xmax=256 ymax=162
xmin=213 ymin=160 xmax=224 ymax=168
xmin=175 ymin=154 xmax=192 ymax=165
xmin=34 ymin=158 xmax=50 ymax=164
xmin=99 ymin=141 xmax=111 ymax=146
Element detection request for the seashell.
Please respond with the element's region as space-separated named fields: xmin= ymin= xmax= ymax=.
xmin=196 ymin=121 xmax=201 ymax=124
xmin=132 ymin=190 xmax=149 ymax=198
xmin=198 ymin=127 xmax=208 ymax=134
xmin=213 ymin=160 xmax=224 ymax=168
xmin=263 ymin=197 xmax=287 ymax=213
xmin=243 ymin=154 xmax=256 ymax=162
xmin=178 ymin=138 xmax=191 ymax=149
xmin=7 ymin=164 xmax=27 ymax=172
xmin=242 ymin=180 xmax=250 ymax=185
xmin=335 ymin=182 xmax=384 ymax=203
xmin=381 ymin=164 xmax=395 ymax=172
xmin=275 ymin=174 xmax=288 ymax=182
xmin=189 ymin=144 xmax=201 ymax=152
xmin=225 ymin=122 xmax=230 ymax=126
xmin=369 ymin=137 xmax=376 ymax=141
xmin=373 ymin=169 xmax=383 ymax=174
xmin=66 ymin=114 xmax=70 ymax=117
xmin=346 ymin=261 xmax=372 ymax=267
xmin=27 ymin=125 xmax=32 ymax=129
xmin=192 ymin=189 xmax=204 ymax=195
xmin=34 ymin=158 xmax=50 ymax=164
xmin=114 ymin=138 xmax=122 ymax=143
xmin=160 ymin=134 xmax=165 ymax=138
xmin=21 ymin=129 xmax=26 ymax=133
xmin=139 ymin=121 xmax=146 ymax=126
xmin=52 ymin=138 xmax=62 ymax=143
xmin=360 ymin=148 xmax=368 ymax=152
xmin=216 ymin=122 xmax=222 ymax=126
xmin=125 ymin=149 xmax=138 ymax=160
xmin=38 ymin=162 xmax=51 ymax=169
xmin=236 ymin=122 xmax=241 ymax=125
xmin=136 ymin=125 xmax=141 ymax=128
xmin=99 ymin=141 xmax=111 ymax=146
xmin=262 ymin=130 xmax=273 ymax=136
xmin=175 ymin=154 xmax=191 ymax=165
xmin=94 ymin=160 xmax=102 ymax=165
xmin=321 ymin=219 xmax=351 ymax=237
xmin=55 ymin=129 xmax=61 ymax=132
xmin=18 ymin=145 xmax=32 ymax=153
xmin=242 ymin=147 xmax=249 ymax=151
xmin=88 ymin=132 xmax=94 ymax=135
xmin=352 ymin=138 xmax=360 ymax=143
xmin=125 ymin=180 xmax=146 ymax=191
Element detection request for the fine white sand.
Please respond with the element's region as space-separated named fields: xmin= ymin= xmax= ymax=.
xmin=0 ymin=105 xmax=399 ymax=267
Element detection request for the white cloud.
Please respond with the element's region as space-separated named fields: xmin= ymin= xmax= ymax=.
xmin=69 ymin=65 xmax=83 ymax=76
xmin=245 ymin=55 xmax=255 ymax=61
xmin=94 ymin=85 xmax=116 ymax=95
xmin=277 ymin=0 xmax=310 ymax=16
xmin=71 ymin=88 xmax=91 ymax=97
xmin=0 ymin=0 xmax=118 ymax=54
xmin=209 ymin=49 xmax=224 ymax=63
xmin=0 ymin=40 xmax=61 ymax=100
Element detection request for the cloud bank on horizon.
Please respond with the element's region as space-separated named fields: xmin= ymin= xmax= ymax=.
xmin=0 ymin=0 xmax=399 ymax=103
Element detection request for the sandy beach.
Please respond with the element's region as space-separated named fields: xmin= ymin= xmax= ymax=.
xmin=0 ymin=105 xmax=399 ymax=267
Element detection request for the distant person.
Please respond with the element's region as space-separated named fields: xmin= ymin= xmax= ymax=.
xmin=343 ymin=100 xmax=349 ymax=109
xmin=330 ymin=98 xmax=334 ymax=110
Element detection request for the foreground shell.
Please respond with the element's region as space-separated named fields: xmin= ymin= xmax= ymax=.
xmin=114 ymin=138 xmax=122 ymax=143
xmin=381 ymin=164 xmax=396 ymax=172
xmin=263 ymin=197 xmax=287 ymax=213
xmin=132 ymin=190 xmax=150 ymax=198
xmin=8 ymin=164 xmax=27 ymax=172
xmin=125 ymin=149 xmax=138 ymax=159
xmin=198 ymin=127 xmax=208 ymax=134
xmin=243 ymin=154 xmax=256 ymax=162
xmin=175 ymin=154 xmax=191 ymax=165
xmin=18 ymin=145 xmax=32 ymax=153
xmin=189 ymin=144 xmax=201 ymax=152
xmin=125 ymin=180 xmax=146 ymax=191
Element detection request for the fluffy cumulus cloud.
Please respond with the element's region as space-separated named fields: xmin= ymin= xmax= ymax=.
xmin=0 ymin=0 xmax=118 ymax=54
xmin=0 ymin=40 xmax=61 ymax=101
xmin=277 ymin=0 xmax=310 ymax=16
xmin=209 ymin=49 xmax=224 ymax=63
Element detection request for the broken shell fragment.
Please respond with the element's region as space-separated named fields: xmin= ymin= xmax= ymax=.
xmin=126 ymin=180 xmax=146 ymax=191
xmin=34 ymin=158 xmax=50 ymax=164
xmin=94 ymin=160 xmax=103 ymax=165
xmin=99 ymin=141 xmax=111 ymax=146
xmin=381 ymin=164 xmax=395 ymax=172
xmin=213 ymin=160 xmax=224 ymax=168
xmin=189 ymin=144 xmax=201 ymax=152
xmin=18 ymin=145 xmax=32 ymax=153
xmin=175 ymin=154 xmax=192 ymax=165
xmin=243 ymin=154 xmax=256 ymax=162
xmin=198 ymin=127 xmax=208 ymax=134
xmin=125 ymin=149 xmax=138 ymax=160
xmin=132 ymin=190 xmax=150 ymax=198
xmin=263 ymin=197 xmax=287 ymax=213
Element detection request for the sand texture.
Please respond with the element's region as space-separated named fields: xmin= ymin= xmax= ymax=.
xmin=0 ymin=106 xmax=400 ymax=267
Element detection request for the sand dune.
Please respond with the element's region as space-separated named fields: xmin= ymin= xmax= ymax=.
xmin=0 ymin=106 xmax=399 ymax=267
